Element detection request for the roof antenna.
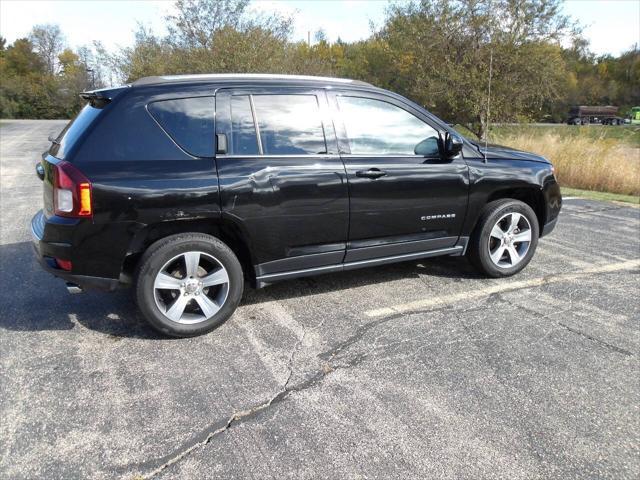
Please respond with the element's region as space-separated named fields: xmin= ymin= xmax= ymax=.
xmin=483 ymin=48 xmax=493 ymax=163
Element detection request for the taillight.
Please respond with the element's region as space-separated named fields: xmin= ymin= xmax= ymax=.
xmin=53 ymin=161 xmax=92 ymax=218
xmin=55 ymin=258 xmax=73 ymax=271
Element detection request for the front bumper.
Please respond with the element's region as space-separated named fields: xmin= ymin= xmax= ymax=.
xmin=31 ymin=210 xmax=119 ymax=291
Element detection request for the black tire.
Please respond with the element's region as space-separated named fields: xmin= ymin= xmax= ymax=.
xmin=468 ymin=199 xmax=539 ymax=278
xmin=135 ymin=233 xmax=244 ymax=337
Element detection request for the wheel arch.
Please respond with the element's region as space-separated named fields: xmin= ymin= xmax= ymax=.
xmin=475 ymin=187 xmax=546 ymax=235
xmin=122 ymin=218 xmax=256 ymax=285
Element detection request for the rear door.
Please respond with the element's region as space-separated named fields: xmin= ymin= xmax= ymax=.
xmin=328 ymin=91 xmax=469 ymax=262
xmin=215 ymin=87 xmax=349 ymax=277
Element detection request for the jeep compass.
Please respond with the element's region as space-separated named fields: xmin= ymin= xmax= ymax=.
xmin=31 ymin=74 xmax=562 ymax=337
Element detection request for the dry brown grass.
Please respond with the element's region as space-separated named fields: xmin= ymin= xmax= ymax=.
xmin=492 ymin=132 xmax=640 ymax=196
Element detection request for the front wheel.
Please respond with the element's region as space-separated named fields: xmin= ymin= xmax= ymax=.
xmin=135 ymin=233 xmax=244 ymax=337
xmin=468 ymin=199 xmax=539 ymax=278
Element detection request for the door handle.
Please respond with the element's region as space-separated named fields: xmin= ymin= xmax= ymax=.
xmin=356 ymin=168 xmax=387 ymax=179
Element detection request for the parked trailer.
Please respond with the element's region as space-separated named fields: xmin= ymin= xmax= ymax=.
xmin=567 ymin=106 xmax=625 ymax=125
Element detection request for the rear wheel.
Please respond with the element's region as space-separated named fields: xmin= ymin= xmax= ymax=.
xmin=135 ymin=233 xmax=243 ymax=337
xmin=468 ymin=199 xmax=539 ymax=278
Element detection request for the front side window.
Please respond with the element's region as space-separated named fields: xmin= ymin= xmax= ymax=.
xmin=337 ymin=96 xmax=439 ymax=156
xmin=148 ymin=97 xmax=214 ymax=157
xmin=252 ymin=95 xmax=327 ymax=155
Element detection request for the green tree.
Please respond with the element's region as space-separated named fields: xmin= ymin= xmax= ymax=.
xmin=0 ymin=38 xmax=48 ymax=118
xmin=2 ymin=38 xmax=44 ymax=76
xmin=112 ymin=0 xmax=293 ymax=82
xmin=375 ymin=0 xmax=577 ymax=139
xmin=166 ymin=0 xmax=250 ymax=49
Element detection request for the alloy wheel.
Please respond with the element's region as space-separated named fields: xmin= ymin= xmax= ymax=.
xmin=488 ymin=212 xmax=532 ymax=268
xmin=153 ymin=251 xmax=230 ymax=324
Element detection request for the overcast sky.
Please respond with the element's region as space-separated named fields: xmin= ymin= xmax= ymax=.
xmin=0 ymin=0 xmax=638 ymax=56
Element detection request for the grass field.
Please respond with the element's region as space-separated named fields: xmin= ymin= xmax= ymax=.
xmin=561 ymin=187 xmax=640 ymax=205
xmin=490 ymin=124 xmax=640 ymax=147
xmin=459 ymin=124 xmax=640 ymax=197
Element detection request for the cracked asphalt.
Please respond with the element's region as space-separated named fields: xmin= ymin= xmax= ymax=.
xmin=1 ymin=119 xmax=639 ymax=479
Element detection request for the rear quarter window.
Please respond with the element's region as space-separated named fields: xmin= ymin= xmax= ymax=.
xmin=50 ymin=104 xmax=102 ymax=159
xmin=147 ymin=97 xmax=215 ymax=158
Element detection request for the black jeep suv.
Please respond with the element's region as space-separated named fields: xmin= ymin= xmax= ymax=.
xmin=31 ymin=74 xmax=561 ymax=337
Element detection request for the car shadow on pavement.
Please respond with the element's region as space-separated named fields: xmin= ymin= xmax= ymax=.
xmin=241 ymin=253 xmax=482 ymax=306
xmin=0 ymin=241 xmax=163 ymax=339
xmin=0 ymin=241 xmax=480 ymax=338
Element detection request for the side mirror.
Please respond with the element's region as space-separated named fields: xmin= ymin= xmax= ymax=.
xmin=414 ymin=137 xmax=440 ymax=157
xmin=443 ymin=131 xmax=464 ymax=158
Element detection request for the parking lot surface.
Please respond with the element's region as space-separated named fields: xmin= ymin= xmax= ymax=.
xmin=1 ymin=120 xmax=639 ymax=479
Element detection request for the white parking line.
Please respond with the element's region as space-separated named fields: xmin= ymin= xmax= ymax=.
xmin=365 ymin=259 xmax=640 ymax=318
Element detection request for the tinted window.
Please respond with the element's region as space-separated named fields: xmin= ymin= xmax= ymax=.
xmin=148 ymin=97 xmax=214 ymax=157
xmin=337 ymin=96 xmax=439 ymax=156
xmin=51 ymin=104 xmax=102 ymax=159
xmin=231 ymin=95 xmax=259 ymax=155
xmin=252 ymin=95 xmax=327 ymax=155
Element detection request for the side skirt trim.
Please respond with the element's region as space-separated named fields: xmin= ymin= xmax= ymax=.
xmin=255 ymin=245 xmax=464 ymax=288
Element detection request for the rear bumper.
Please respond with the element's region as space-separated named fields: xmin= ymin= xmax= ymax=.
xmin=31 ymin=210 xmax=119 ymax=292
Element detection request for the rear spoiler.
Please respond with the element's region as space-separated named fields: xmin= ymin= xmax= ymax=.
xmin=79 ymin=91 xmax=112 ymax=108
xmin=79 ymin=86 xmax=129 ymax=109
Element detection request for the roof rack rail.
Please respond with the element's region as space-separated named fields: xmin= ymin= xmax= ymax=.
xmin=133 ymin=73 xmax=373 ymax=87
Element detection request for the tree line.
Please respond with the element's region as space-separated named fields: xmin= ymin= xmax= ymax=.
xmin=1 ymin=0 xmax=638 ymax=139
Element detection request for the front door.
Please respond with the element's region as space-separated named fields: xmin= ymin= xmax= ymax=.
xmin=328 ymin=91 xmax=469 ymax=262
xmin=215 ymin=88 xmax=349 ymax=277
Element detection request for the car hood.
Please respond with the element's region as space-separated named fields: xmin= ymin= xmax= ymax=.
xmin=471 ymin=141 xmax=550 ymax=164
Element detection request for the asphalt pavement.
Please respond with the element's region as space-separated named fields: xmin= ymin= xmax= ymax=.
xmin=1 ymin=120 xmax=639 ymax=479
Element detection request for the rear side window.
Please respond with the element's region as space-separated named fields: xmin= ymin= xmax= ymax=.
xmin=228 ymin=94 xmax=327 ymax=155
xmin=231 ymin=95 xmax=259 ymax=155
xmin=50 ymin=104 xmax=102 ymax=159
xmin=148 ymin=97 xmax=214 ymax=157
xmin=252 ymin=95 xmax=326 ymax=155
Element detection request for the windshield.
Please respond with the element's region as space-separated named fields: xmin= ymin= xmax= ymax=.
xmin=49 ymin=104 xmax=102 ymax=159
